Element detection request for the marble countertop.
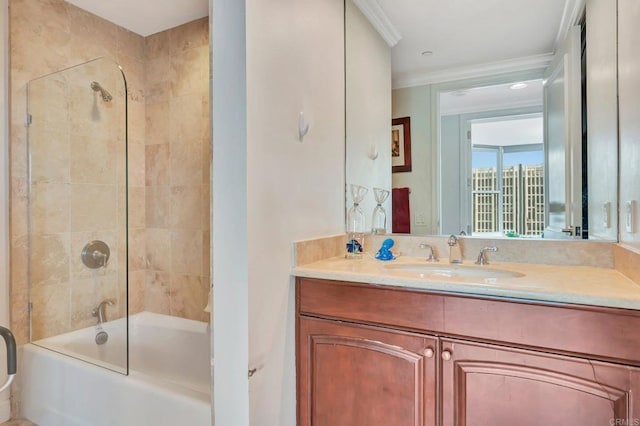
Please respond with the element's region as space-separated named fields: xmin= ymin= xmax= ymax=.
xmin=292 ymin=255 xmax=640 ymax=310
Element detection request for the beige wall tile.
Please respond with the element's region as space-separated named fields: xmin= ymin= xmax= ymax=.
xmin=145 ymin=57 xmax=173 ymax=86
xmin=9 ymin=286 xmax=30 ymax=346
xmin=70 ymin=133 xmax=117 ymax=184
xmin=128 ymin=228 xmax=146 ymax=271
xmin=128 ymin=270 xmax=146 ymax=314
xmin=145 ymin=144 xmax=170 ymax=185
xmin=202 ymin=184 xmax=211 ymax=231
xmin=10 ymin=178 xmax=29 ymax=239
xmin=203 ymin=231 xmax=211 ymax=277
xmin=127 ymin=141 xmax=145 ymax=187
xmin=145 ymin=101 xmax=170 ymax=145
xmin=30 ymin=233 xmax=71 ymax=288
xmin=30 ymin=284 xmax=71 ymax=341
xmin=68 ymin=5 xmax=117 ymax=59
xmin=170 ymin=138 xmax=202 ymax=185
xmin=70 ymin=184 xmax=118 ymax=231
xmin=128 ymin=186 xmax=146 ymax=228
xmin=169 ymin=93 xmax=207 ymax=141
xmin=30 ymin=182 xmax=71 ymax=234
xmin=170 ymin=186 xmax=202 ymax=229
xmin=144 ymin=30 xmax=169 ymax=61
xmin=169 ymin=18 xmax=209 ymax=55
xmin=169 ymin=274 xmax=208 ymax=321
xmin=171 ymin=229 xmax=203 ymax=275
xmin=146 ymin=228 xmax=171 ymax=272
xmin=170 ymin=46 xmax=209 ymax=97
xmin=145 ymin=271 xmax=170 ymax=314
xmin=29 ymin=123 xmax=70 ymax=184
xmin=116 ymin=26 xmax=145 ymax=61
xmin=145 ymin=185 xmax=171 ymax=227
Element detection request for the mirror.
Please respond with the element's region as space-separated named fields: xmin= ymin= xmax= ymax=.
xmin=345 ymin=0 xmax=618 ymax=240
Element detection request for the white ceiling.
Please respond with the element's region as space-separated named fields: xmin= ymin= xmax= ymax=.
xmin=440 ymin=79 xmax=543 ymax=115
xmin=65 ymin=0 xmax=209 ymax=36
xmin=471 ymin=116 xmax=543 ymax=147
xmin=373 ymin=0 xmax=575 ymax=87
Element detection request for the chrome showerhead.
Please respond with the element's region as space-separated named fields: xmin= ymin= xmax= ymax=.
xmin=90 ymin=81 xmax=113 ymax=102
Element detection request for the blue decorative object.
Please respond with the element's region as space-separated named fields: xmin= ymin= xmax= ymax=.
xmin=375 ymin=238 xmax=396 ymax=261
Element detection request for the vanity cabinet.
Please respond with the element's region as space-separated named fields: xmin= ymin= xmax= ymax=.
xmin=298 ymin=317 xmax=437 ymax=426
xmin=296 ymin=277 xmax=640 ymax=426
xmin=441 ymin=339 xmax=638 ymax=426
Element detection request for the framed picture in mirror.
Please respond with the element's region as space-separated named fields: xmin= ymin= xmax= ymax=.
xmin=392 ymin=116 xmax=412 ymax=173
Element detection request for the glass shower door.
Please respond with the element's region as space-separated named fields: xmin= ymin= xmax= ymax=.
xmin=26 ymin=57 xmax=128 ymax=374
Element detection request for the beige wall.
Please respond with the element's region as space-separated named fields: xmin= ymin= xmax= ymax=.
xmin=143 ymin=19 xmax=210 ymax=322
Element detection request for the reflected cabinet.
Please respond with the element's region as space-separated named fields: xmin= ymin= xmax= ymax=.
xmin=296 ymin=278 xmax=640 ymax=426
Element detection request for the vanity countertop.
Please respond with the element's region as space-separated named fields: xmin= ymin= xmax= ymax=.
xmin=292 ymin=255 xmax=640 ymax=310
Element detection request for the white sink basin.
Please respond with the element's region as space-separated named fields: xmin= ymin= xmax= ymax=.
xmin=384 ymin=263 xmax=524 ymax=280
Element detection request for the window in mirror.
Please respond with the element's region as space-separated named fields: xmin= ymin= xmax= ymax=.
xmin=469 ymin=116 xmax=545 ymax=238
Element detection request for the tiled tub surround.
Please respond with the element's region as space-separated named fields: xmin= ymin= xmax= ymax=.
xmin=9 ymin=3 xmax=210 ymax=342
xmin=293 ymin=235 xmax=640 ymax=309
xmin=9 ymin=0 xmax=211 ymax=418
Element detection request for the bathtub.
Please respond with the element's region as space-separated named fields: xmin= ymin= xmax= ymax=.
xmin=21 ymin=311 xmax=211 ymax=426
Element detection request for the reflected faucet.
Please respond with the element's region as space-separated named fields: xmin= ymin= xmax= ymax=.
xmin=419 ymin=243 xmax=438 ymax=262
xmin=475 ymin=246 xmax=498 ymax=265
xmin=92 ymin=299 xmax=115 ymax=324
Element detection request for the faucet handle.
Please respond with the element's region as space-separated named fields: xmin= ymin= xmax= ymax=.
xmin=447 ymin=235 xmax=458 ymax=246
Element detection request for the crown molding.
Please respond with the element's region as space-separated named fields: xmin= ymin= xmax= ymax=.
xmin=393 ymin=53 xmax=555 ymax=89
xmin=351 ymin=0 xmax=402 ymax=47
xmin=554 ymin=0 xmax=586 ymax=50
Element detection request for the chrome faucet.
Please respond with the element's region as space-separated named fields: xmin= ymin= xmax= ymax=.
xmin=419 ymin=243 xmax=438 ymax=262
xmin=448 ymin=235 xmax=462 ymax=264
xmin=475 ymin=246 xmax=497 ymax=265
xmin=92 ymin=299 xmax=115 ymax=324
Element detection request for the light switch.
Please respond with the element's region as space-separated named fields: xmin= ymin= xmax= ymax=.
xmin=603 ymin=202 xmax=611 ymax=228
xmin=626 ymin=200 xmax=636 ymax=233
xmin=415 ymin=212 xmax=426 ymax=226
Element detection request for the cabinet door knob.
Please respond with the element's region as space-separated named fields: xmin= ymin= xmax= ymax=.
xmin=441 ymin=350 xmax=452 ymax=361
xmin=423 ymin=348 xmax=434 ymax=358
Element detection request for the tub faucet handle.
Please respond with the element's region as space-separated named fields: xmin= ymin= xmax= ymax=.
xmin=92 ymin=299 xmax=115 ymax=324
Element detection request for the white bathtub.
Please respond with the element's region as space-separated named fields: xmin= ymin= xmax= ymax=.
xmin=21 ymin=311 xmax=211 ymax=426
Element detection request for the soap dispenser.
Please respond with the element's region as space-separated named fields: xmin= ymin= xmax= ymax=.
xmin=448 ymin=235 xmax=462 ymax=264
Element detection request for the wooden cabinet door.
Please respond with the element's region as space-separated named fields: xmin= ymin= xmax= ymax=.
xmin=441 ymin=338 xmax=640 ymax=426
xmin=298 ymin=316 xmax=437 ymax=426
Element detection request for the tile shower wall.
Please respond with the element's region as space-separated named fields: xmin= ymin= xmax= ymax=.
xmin=143 ymin=19 xmax=210 ymax=322
xmin=9 ymin=0 xmax=146 ymax=347
xmin=9 ymin=2 xmax=209 ymax=344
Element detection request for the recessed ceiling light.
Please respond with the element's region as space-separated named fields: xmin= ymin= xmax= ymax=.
xmin=421 ymin=50 xmax=433 ymax=56
xmin=509 ymin=82 xmax=528 ymax=90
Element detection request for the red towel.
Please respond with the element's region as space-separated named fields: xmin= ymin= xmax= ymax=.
xmin=392 ymin=187 xmax=410 ymax=233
